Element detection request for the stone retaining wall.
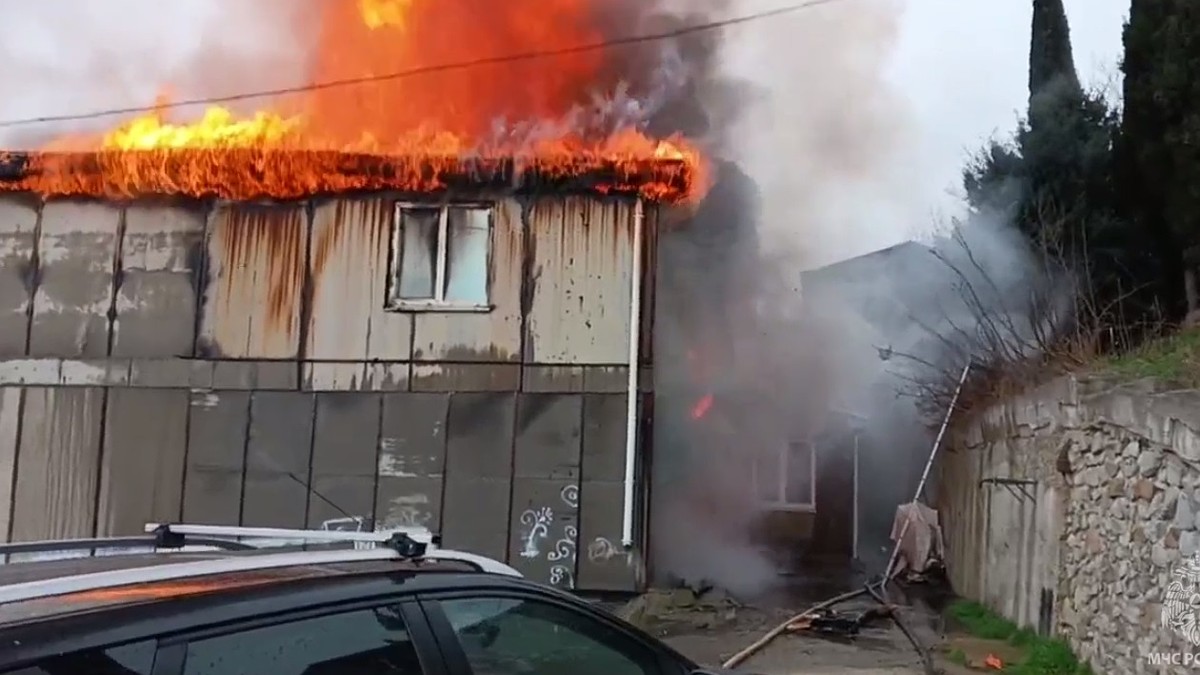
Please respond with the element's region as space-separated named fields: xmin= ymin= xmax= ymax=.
xmin=938 ymin=375 xmax=1200 ymax=674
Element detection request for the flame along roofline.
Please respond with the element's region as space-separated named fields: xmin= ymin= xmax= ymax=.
xmin=0 ymin=149 xmax=697 ymax=204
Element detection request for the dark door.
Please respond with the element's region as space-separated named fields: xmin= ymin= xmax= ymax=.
xmin=810 ymin=437 xmax=855 ymax=558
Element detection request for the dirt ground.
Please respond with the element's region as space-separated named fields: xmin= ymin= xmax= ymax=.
xmin=610 ymin=581 xmax=960 ymax=674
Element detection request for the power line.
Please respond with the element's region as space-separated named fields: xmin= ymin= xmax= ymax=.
xmin=0 ymin=0 xmax=849 ymax=129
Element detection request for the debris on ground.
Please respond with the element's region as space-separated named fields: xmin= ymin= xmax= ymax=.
xmin=616 ymin=585 xmax=743 ymax=633
xmin=784 ymin=605 xmax=896 ymax=638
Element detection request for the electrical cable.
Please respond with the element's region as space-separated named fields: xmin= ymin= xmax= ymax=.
xmin=0 ymin=0 xmax=855 ymax=129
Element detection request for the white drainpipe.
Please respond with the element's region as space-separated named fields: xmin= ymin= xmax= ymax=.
xmin=621 ymin=199 xmax=645 ymax=548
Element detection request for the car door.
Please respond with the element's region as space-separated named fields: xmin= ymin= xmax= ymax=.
xmin=150 ymin=598 xmax=446 ymax=675
xmin=418 ymin=591 xmax=693 ymax=675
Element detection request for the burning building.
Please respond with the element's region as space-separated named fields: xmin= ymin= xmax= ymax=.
xmin=0 ymin=146 xmax=696 ymax=592
xmin=0 ymin=0 xmax=719 ymax=592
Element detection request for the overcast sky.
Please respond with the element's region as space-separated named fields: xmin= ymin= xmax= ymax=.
xmin=886 ymin=0 xmax=1129 ymax=230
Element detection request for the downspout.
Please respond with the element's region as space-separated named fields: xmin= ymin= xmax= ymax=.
xmin=621 ymin=199 xmax=645 ymax=548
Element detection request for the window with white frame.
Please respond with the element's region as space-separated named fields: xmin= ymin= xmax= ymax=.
xmin=752 ymin=440 xmax=816 ymax=511
xmin=387 ymin=203 xmax=493 ymax=311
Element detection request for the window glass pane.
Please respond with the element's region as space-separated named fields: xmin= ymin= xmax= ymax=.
xmin=397 ymin=207 xmax=440 ymax=300
xmin=6 ymin=641 xmax=155 ymax=675
xmin=181 ymin=605 xmax=422 ymax=675
xmin=439 ymin=597 xmax=660 ymax=675
xmin=784 ymin=441 xmax=814 ymax=505
xmin=444 ymin=207 xmax=490 ymax=305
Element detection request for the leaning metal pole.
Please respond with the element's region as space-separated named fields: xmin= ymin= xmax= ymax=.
xmin=880 ymin=360 xmax=972 ymax=585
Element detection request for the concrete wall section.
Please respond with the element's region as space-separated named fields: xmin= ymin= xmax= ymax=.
xmin=0 ymin=194 xmax=649 ymax=369
xmin=0 ymin=199 xmax=37 ymax=357
xmin=940 ymin=375 xmax=1200 ymax=674
xmin=0 ymin=191 xmax=654 ymax=592
xmin=0 ymin=383 xmax=635 ymax=590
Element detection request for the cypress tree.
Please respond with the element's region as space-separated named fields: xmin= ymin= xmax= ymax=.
xmin=1119 ymin=0 xmax=1200 ymax=319
xmin=1028 ymin=0 xmax=1081 ymax=118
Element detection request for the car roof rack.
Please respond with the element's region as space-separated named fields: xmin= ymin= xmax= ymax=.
xmin=140 ymin=523 xmax=438 ymax=551
xmin=0 ymin=523 xmax=520 ymax=606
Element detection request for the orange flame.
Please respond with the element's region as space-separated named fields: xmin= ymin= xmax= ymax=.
xmin=8 ymin=0 xmax=708 ymax=203
xmin=691 ymin=394 xmax=714 ymax=420
xmin=984 ymin=654 xmax=1004 ymax=670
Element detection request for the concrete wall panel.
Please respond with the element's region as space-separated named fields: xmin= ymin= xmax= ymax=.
xmin=525 ymin=198 xmax=634 ymax=365
xmin=10 ymin=387 xmax=104 ymax=541
xmin=199 ymin=204 xmax=307 ymax=358
xmin=375 ymin=393 xmax=447 ymax=531
xmin=0 ymin=200 xmax=37 ymax=356
xmin=307 ymin=198 xmax=410 ymax=362
xmin=0 ymin=388 xmax=20 ymax=542
xmin=441 ymin=393 xmax=514 ymax=560
xmin=577 ymin=393 xmax=638 ymax=590
xmin=243 ymin=391 xmax=315 ymax=528
xmin=307 ymin=393 xmax=380 ymax=528
xmin=29 ymin=202 xmax=120 ymax=358
xmin=508 ymin=394 xmax=582 ymax=587
xmin=98 ymin=388 xmax=189 ymax=535
xmin=183 ymin=390 xmax=249 ymax=525
xmin=113 ymin=205 xmax=205 ymax=357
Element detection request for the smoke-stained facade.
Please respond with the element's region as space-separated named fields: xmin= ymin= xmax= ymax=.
xmin=0 ymin=188 xmax=657 ymax=592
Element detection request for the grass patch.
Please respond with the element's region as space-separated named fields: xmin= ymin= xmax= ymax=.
xmin=946 ymin=600 xmax=1092 ymax=674
xmin=1102 ymin=327 xmax=1200 ymax=385
xmin=948 ymin=600 xmax=1018 ymax=640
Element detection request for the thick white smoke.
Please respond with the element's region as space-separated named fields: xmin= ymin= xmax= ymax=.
xmin=0 ymin=0 xmax=310 ymax=148
xmin=648 ymin=0 xmax=1047 ymax=596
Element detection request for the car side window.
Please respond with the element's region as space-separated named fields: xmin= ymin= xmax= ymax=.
xmin=4 ymin=640 xmax=155 ymax=674
xmin=181 ymin=604 xmax=423 ymax=675
xmin=437 ymin=597 xmax=663 ymax=675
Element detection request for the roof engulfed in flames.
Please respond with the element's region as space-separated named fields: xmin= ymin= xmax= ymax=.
xmin=0 ymin=0 xmax=707 ymax=203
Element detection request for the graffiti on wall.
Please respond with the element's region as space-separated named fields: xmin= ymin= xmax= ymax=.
xmin=381 ymin=494 xmax=435 ymax=529
xmin=517 ymin=483 xmax=580 ymax=588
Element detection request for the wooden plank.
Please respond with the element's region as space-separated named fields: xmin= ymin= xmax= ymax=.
xmin=242 ymin=391 xmax=315 ymax=528
xmin=307 ymin=393 xmax=380 ymax=528
xmin=182 ymin=391 xmax=249 ymax=525
xmin=0 ymin=388 xmax=20 ymax=542
xmin=375 ymin=393 xmax=447 ymax=531
xmin=10 ymin=388 xmax=105 ymax=541
xmin=97 ymin=388 xmax=189 ymax=535
xmin=28 ymin=202 xmax=120 ymax=358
